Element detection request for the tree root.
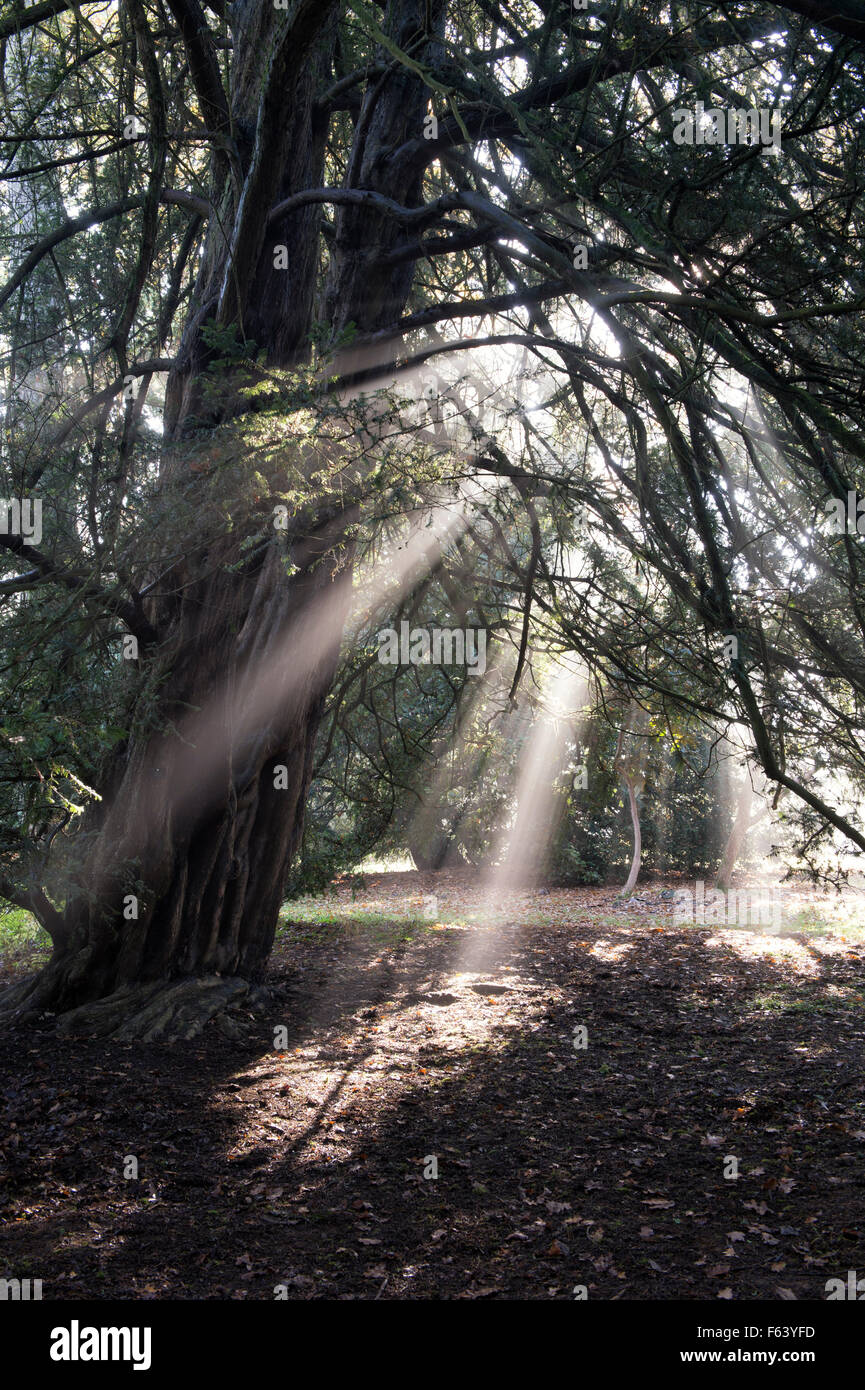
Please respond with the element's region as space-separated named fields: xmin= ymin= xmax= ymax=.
xmin=55 ymin=976 xmax=271 ymax=1042
xmin=0 ymin=968 xmax=63 ymax=1029
xmin=0 ymin=971 xmax=272 ymax=1042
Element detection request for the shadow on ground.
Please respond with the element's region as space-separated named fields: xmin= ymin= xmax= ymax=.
xmin=1 ymin=876 xmax=863 ymax=1299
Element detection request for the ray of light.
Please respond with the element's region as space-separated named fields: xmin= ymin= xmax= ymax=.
xmin=483 ymin=660 xmax=588 ymax=897
xmin=85 ymin=479 xmax=485 ymax=908
xmin=398 ymin=625 xmax=520 ymax=875
xmin=447 ymin=657 xmax=589 ymax=975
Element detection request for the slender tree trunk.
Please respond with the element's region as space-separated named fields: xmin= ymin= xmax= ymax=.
xmin=715 ymin=778 xmax=754 ymax=892
xmin=621 ymin=776 xmax=642 ymax=897
xmin=614 ymin=702 xmax=646 ymax=899
xmin=0 ymin=0 xmax=444 ymax=1039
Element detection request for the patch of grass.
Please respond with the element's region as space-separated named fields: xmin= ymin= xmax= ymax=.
xmin=751 ymin=985 xmax=865 ymax=1016
xmin=0 ymin=907 xmax=51 ymax=960
xmin=275 ymin=909 xmax=444 ymax=946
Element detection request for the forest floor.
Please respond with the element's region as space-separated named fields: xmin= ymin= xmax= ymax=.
xmin=1 ymin=869 xmax=864 ymax=1300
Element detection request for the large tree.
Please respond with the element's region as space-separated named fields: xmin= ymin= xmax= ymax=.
xmin=0 ymin=0 xmax=452 ymax=1035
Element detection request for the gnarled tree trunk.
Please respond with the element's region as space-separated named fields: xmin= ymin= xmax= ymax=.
xmin=0 ymin=0 xmax=443 ymax=1039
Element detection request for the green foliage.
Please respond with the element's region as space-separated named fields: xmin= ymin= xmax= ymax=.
xmin=0 ymin=906 xmax=50 ymax=957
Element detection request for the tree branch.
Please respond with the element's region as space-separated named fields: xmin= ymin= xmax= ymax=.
xmin=0 ymin=0 xmax=81 ymax=42
xmin=0 ymin=536 xmax=159 ymax=646
xmin=0 ymin=190 xmax=208 ymax=312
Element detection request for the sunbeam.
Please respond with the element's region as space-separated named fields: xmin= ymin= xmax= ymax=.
xmin=86 ymin=478 xmax=485 ymax=913
xmin=444 ymin=657 xmax=590 ymax=976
